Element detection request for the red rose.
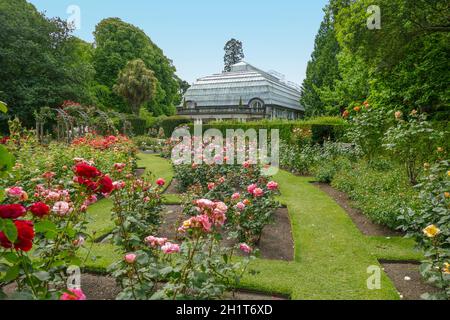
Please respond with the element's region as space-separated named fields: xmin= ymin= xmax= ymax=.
xmin=156 ymin=178 xmax=165 ymax=186
xmin=98 ymin=176 xmax=113 ymax=194
xmin=29 ymin=202 xmax=50 ymax=218
xmin=74 ymin=163 xmax=101 ymax=179
xmin=76 ymin=176 xmax=98 ymax=191
xmin=0 ymin=204 xmax=26 ymax=219
xmin=0 ymin=220 xmax=35 ymax=252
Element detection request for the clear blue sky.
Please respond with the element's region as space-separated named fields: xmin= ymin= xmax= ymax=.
xmin=28 ymin=0 xmax=328 ymax=85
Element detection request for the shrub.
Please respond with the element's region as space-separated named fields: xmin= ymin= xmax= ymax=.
xmin=132 ymin=136 xmax=164 ymax=152
xmin=158 ymin=116 xmax=191 ymax=137
xmin=398 ymin=160 xmax=450 ymax=300
xmin=126 ymin=116 xmax=147 ymax=136
xmin=383 ymin=112 xmax=445 ymax=185
xmin=345 ymin=106 xmax=393 ymax=162
xmin=332 ymin=159 xmax=419 ymax=228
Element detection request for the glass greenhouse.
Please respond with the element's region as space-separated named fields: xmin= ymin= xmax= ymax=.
xmin=178 ymin=61 xmax=304 ymax=122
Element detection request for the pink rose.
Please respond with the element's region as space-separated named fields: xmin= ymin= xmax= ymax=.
xmin=267 ymin=181 xmax=278 ymax=191
xmin=5 ymin=186 xmax=28 ymax=201
xmin=214 ymin=202 xmax=228 ymax=215
xmin=124 ymin=253 xmax=137 ymax=264
xmin=247 ymin=184 xmax=257 ymax=194
xmin=231 ymin=193 xmax=240 ymax=200
xmin=239 ymin=243 xmax=252 ymax=254
xmin=243 ymin=161 xmax=251 ymax=168
xmin=196 ymin=199 xmax=215 ymax=209
xmin=52 ymin=201 xmax=71 ymax=216
xmin=145 ymin=236 xmax=167 ymax=247
xmin=196 ymin=214 xmax=212 ymax=232
xmin=113 ymin=181 xmax=126 ymax=190
xmin=114 ymin=163 xmax=126 ymax=171
xmin=253 ymin=188 xmax=264 ymax=197
xmin=235 ymin=202 xmax=246 ymax=211
xmin=161 ymin=242 xmax=180 ymax=254
xmin=207 ymin=182 xmax=215 ymax=191
xmin=60 ymin=288 xmax=86 ymax=300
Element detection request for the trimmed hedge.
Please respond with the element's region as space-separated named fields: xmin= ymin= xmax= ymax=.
xmin=121 ymin=116 xmax=147 ymax=136
xmin=187 ymin=117 xmax=348 ymax=144
xmin=158 ymin=116 xmax=192 ymax=137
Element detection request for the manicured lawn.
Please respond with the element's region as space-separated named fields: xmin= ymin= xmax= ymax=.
xmin=81 ymin=154 xmax=423 ymax=299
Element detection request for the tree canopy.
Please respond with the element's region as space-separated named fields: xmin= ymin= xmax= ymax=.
xmin=223 ymin=39 xmax=245 ymax=72
xmin=114 ymin=59 xmax=157 ymax=115
xmin=0 ymin=0 xmax=94 ymax=126
xmin=93 ymin=18 xmax=180 ymax=116
xmin=301 ymin=0 xmax=449 ymax=119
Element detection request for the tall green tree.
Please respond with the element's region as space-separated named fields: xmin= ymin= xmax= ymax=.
xmin=0 ymin=0 xmax=94 ymax=127
xmin=223 ymin=39 xmax=245 ymax=72
xmin=93 ymin=18 xmax=180 ymax=116
xmin=300 ymin=5 xmax=341 ymax=116
xmin=114 ymin=59 xmax=157 ymax=115
xmin=333 ymin=0 xmax=449 ymax=118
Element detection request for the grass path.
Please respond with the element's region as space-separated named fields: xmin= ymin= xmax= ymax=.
xmin=82 ymin=154 xmax=423 ymax=299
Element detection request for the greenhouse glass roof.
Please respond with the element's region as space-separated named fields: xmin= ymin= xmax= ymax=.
xmin=181 ymin=61 xmax=303 ymax=111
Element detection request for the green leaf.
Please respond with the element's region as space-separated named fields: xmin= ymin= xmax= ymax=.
xmin=0 ymin=219 xmax=17 ymax=243
xmin=2 ymin=264 xmax=20 ymax=282
xmin=3 ymin=252 xmax=19 ymax=264
xmin=0 ymin=101 xmax=7 ymax=113
xmin=0 ymin=145 xmax=15 ymax=174
xmin=33 ymin=271 xmax=50 ymax=281
xmin=34 ymin=220 xmax=57 ymax=239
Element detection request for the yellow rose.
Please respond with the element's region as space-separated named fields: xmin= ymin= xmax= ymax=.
xmin=182 ymin=220 xmax=191 ymax=228
xmin=423 ymin=225 xmax=440 ymax=238
xmin=437 ymin=147 xmax=443 ymax=153
xmin=445 ymin=192 xmax=450 ymax=199
xmin=443 ymin=262 xmax=450 ymax=275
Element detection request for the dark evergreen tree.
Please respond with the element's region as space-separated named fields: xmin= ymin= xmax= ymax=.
xmin=300 ymin=5 xmax=341 ymax=116
xmin=223 ymin=39 xmax=245 ymax=72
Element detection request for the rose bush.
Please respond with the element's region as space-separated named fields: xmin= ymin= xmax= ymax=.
xmin=0 ymin=158 xmax=122 ymax=299
xmin=398 ymin=160 xmax=450 ymax=300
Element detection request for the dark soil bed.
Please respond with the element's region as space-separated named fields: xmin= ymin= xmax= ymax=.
xmin=159 ymin=205 xmax=294 ymax=261
xmin=312 ymin=182 xmax=403 ymax=237
xmin=381 ymin=262 xmax=442 ymax=300
xmin=2 ymin=273 xmax=288 ymax=300
xmin=82 ymin=274 xmax=287 ymax=300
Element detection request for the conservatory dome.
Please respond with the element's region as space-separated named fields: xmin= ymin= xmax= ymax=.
xmin=177 ymin=61 xmax=303 ymax=122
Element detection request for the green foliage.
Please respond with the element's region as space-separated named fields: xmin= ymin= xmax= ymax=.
xmin=114 ymin=59 xmax=157 ymax=115
xmin=0 ymin=0 xmax=94 ymax=125
xmin=0 ymin=101 xmax=6 ymax=114
xmin=398 ymin=160 xmax=450 ymax=299
xmin=195 ymin=117 xmax=347 ymax=145
xmin=93 ymin=18 xmax=180 ymax=116
xmin=132 ymin=136 xmax=164 ymax=152
xmin=223 ymin=39 xmax=245 ymax=72
xmin=304 ymin=0 xmax=449 ymax=118
xmin=332 ymin=159 xmax=420 ymax=228
xmin=383 ymin=113 xmax=445 ymax=185
xmin=345 ymin=106 xmax=393 ymax=162
xmin=158 ymin=116 xmax=191 ymax=137
xmin=300 ymin=5 xmax=341 ymax=116
xmin=334 ymin=0 xmax=449 ymax=117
